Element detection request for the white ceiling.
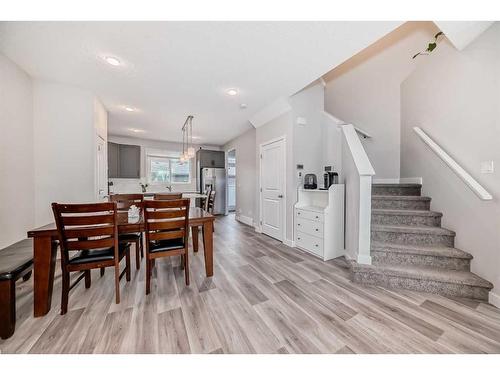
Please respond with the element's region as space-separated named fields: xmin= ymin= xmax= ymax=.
xmin=0 ymin=21 xmax=401 ymax=145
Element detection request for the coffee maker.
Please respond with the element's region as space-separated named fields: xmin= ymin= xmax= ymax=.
xmin=322 ymin=166 xmax=338 ymax=189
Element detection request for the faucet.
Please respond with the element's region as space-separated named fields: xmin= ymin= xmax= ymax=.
xmin=166 ymin=185 xmax=172 ymax=192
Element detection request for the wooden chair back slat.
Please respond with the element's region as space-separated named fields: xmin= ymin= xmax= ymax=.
xmin=147 ymin=209 xmax=187 ymax=219
xmin=154 ymin=193 xmax=183 ymax=200
xmin=145 ymin=199 xmax=188 ymax=209
xmin=63 ymin=226 xmax=114 ymax=239
xmin=147 ymin=219 xmax=186 ymax=231
xmin=148 ymin=229 xmax=185 ymax=241
xmin=56 ymin=202 xmax=115 ymax=213
xmin=61 ymin=214 xmax=114 ymax=226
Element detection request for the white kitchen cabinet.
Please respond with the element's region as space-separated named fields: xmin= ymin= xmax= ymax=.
xmin=294 ymin=185 xmax=345 ymax=261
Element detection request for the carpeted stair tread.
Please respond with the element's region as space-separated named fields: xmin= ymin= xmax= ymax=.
xmin=372 ymin=209 xmax=442 ymax=217
xmin=372 ymin=183 xmax=422 ymax=188
xmin=372 ymin=195 xmax=431 ymax=201
xmin=371 ymin=224 xmax=455 ymax=237
xmin=351 ymin=263 xmax=493 ymax=289
xmin=371 ymin=241 xmax=473 ymax=259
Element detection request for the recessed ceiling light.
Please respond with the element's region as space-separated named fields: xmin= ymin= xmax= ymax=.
xmin=226 ymin=88 xmax=238 ymax=96
xmin=129 ymin=128 xmax=145 ymax=133
xmin=103 ymin=56 xmax=121 ymax=66
xmin=240 ymin=103 xmax=248 ymax=109
xmin=124 ymin=106 xmax=136 ymax=112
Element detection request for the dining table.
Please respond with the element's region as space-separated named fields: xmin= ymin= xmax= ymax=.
xmin=27 ymin=206 xmax=215 ymax=317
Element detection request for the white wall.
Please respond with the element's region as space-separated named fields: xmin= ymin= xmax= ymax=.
xmin=223 ymin=127 xmax=256 ymax=224
xmin=401 ymin=23 xmax=500 ymax=299
xmin=108 ymin=134 xmax=220 ymax=194
xmin=33 ymin=81 xmax=102 ymax=226
xmin=324 ymin=21 xmax=440 ymax=179
xmin=291 ymin=82 xmax=326 ymax=180
xmin=0 ymin=54 xmax=34 ymax=248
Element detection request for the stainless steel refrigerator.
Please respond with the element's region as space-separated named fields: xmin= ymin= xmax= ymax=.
xmin=199 ymin=167 xmax=226 ymax=215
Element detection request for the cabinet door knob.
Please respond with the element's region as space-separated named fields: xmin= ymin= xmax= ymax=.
xmin=297 ymin=223 xmax=301 ymax=226
xmin=315 ymin=228 xmax=319 ymax=231
xmin=315 ymin=216 xmax=319 ymax=219
xmin=315 ymin=244 xmax=319 ymax=247
xmin=297 ymin=237 xmax=301 ymax=240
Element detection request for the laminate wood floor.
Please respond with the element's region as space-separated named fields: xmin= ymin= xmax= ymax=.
xmin=2 ymin=214 xmax=500 ymax=354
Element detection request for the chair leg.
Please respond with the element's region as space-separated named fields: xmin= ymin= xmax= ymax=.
xmin=140 ymin=233 xmax=144 ymax=258
xmin=180 ymin=255 xmax=185 ymax=270
xmin=184 ymin=251 xmax=190 ymax=286
xmin=146 ymin=258 xmax=152 ymax=295
xmin=135 ymin=239 xmax=140 ymax=270
xmin=0 ymin=279 xmax=15 ymax=339
xmin=125 ymin=249 xmax=131 ymax=282
xmin=22 ymin=270 xmax=32 ymax=282
xmin=61 ymin=271 xmax=70 ymax=315
xmin=100 ymin=267 xmax=105 ymax=277
xmin=114 ymin=264 xmax=121 ymax=304
xmin=84 ymin=270 xmax=91 ymax=289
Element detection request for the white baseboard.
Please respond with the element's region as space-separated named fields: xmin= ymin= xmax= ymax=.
xmin=489 ymin=290 xmax=500 ymax=308
xmin=357 ymin=254 xmax=372 ymax=265
xmin=283 ymin=239 xmax=295 ymax=248
xmin=373 ymin=177 xmax=423 ymax=185
xmin=254 ymin=225 xmax=262 ymax=233
xmin=235 ymin=214 xmax=254 ymax=227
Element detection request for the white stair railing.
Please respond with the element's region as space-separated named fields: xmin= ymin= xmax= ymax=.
xmin=341 ymin=124 xmax=375 ymax=265
xmin=414 ymin=127 xmax=492 ymax=201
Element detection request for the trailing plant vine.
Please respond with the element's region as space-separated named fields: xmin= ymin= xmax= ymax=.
xmin=412 ymin=31 xmax=445 ymax=59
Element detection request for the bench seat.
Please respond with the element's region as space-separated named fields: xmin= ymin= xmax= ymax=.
xmin=0 ymin=238 xmax=34 ymax=340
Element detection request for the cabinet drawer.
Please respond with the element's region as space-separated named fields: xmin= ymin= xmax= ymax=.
xmin=295 ymin=231 xmax=323 ymax=257
xmin=295 ymin=209 xmax=324 ymax=222
xmin=295 ymin=217 xmax=323 ymax=238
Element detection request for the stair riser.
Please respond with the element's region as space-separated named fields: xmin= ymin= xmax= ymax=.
xmin=352 ymin=271 xmax=490 ymax=300
xmin=372 ymin=251 xmax=470 ymax=271
xmin=371 ymin=230 xmax=454 ymax=247
xmin=372 ymin=199 xmax=430 ymax=210
xmin=372 ymin=186 xmax=421 ymax=196
xmin=371 ymin=213 xmax=441 ymax=227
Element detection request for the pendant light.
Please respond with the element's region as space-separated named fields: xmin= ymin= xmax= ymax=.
xmin=181 ymin=115 xmax=195 ymax=163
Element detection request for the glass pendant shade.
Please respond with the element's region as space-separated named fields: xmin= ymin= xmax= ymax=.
xmin=187 ymin=147 xmax=195 ymax=158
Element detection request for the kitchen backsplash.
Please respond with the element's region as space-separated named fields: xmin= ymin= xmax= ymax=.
xmin=108 ymin=178 xmax=199 ymax=194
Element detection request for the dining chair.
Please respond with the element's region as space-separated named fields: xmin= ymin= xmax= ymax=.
xmin=200 ymin=187 xmax=211 ymax=209
xmin=153 ymin=193 xmax=183 ymax=200
xmin=206 ymin=190 xmax=216 ymax=214
xmin=52 ymin=202 xmax=131 ymax=315
xmin=143 ymin=199 xmax=190 ymax=294
xmin=109 ymin=194 xmax=144 ymax=270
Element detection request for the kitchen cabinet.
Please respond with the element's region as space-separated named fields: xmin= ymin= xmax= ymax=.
xmin=197 ymin=149 xmax=225 ymax=168
xmin=108 ymin=142 xmax=141 ymax=178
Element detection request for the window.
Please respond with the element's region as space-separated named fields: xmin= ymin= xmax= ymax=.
xmin=147 ymin=155 xmax=190 ymax=184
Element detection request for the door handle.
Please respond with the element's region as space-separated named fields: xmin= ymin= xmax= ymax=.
xmin=278 ymin=194 xmax=283 ymax=198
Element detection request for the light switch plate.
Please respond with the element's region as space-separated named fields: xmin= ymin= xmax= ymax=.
xmin=480 ymin=160 xmax=494 ymax=174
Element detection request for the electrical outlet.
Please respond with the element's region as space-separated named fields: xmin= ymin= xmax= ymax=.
xmin=480 ymin=161 xmax=494 ymax=174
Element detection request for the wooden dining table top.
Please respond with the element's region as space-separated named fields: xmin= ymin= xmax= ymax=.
xmin=28 ymin=206 xmax=215 ymax=238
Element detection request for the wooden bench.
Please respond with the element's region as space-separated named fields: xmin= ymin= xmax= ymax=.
xmin=0 ymin=238 xmax=34 ymax=339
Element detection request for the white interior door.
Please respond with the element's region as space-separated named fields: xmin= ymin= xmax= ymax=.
xmin=260 ymin=138 xmax=285 ymax=241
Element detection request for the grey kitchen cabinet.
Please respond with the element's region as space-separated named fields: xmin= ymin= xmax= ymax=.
xmin=197 ymin=149 xmax=225 ymax=168
xmin=108 ymin=142 xmax=141 ymax=178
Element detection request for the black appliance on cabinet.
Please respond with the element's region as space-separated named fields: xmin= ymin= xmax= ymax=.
xmin=304 ymin=174 xmax=317 ymax=189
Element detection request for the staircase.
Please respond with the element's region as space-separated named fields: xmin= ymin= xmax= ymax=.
xmin=351 ymin=183 xmax=493 ymax=300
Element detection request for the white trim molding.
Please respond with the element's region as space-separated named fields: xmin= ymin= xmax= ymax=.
xmin=283 ymin=239 xmax=295 ymax=248
xmin=414 ymin=127 xmax=492 ymax=200
xmin=489 ymin=291 xmax=500 ymax=308
xmin=236 ymin=214 xmax=253 ymax=227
